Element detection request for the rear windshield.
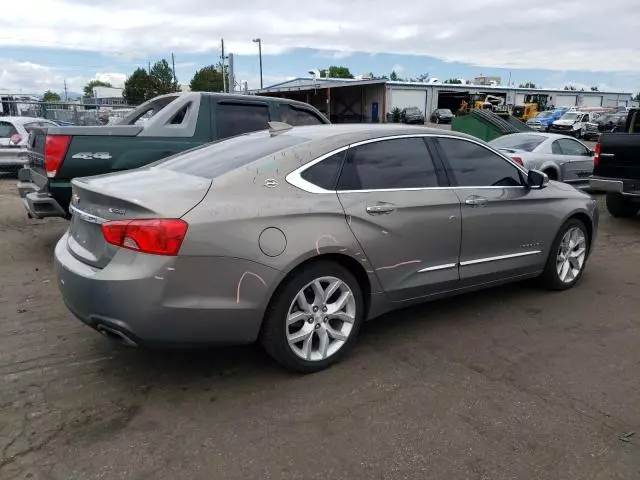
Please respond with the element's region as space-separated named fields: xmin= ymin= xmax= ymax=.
xmin=490 ymin=134 xmax=546 ymax=152
xmin=155 ymin=132 xmax=309 ymax=179
xmin=117 ymin=95 xmax=179 ymax=125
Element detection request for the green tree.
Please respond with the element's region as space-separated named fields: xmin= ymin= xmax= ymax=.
xmin=83 ymin=80 xmax=112 ymax=98
xmin=444 ymin=78 xmax=463 ymax=84
xmin=518 ymin=82 xmax=537 ymax=88
xmin=43 ymin=90 xmax=61 ymax=102
xmin=635 ymin=92 xmax=640 ymax=102
xmin=123 ymin=68 xmax=153 ymax=105
xmin=150 ymin=59 xmax=177 ymax=96
xmin=319 ymin=66 xmax=354 ymax=79
xmin=590 ymin=86 xmax=599 ymax=91
xmin=189 ymin=64 xmax=227 ymax=92
xmin=389 ymin=70 xmax=399 ymax=81
xmin=416 ymin=73 xmax=430 ymax=82
xmin=564 ymin=85 xmax=577 ymax=91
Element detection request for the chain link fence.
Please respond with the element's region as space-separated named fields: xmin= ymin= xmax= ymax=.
xmin=0 ymin=100 xmax=135 ymax=126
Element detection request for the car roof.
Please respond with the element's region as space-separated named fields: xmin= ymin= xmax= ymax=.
xmin=248 ymin=123 xmax=479 ymax=145
xmin=496 ymin=132 xmax=581 ymax=141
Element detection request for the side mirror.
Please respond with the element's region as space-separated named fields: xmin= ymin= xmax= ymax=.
xmin=588 ymin=149 xmax=595 ymax=157
xmin=527 ymin=169 xmax=549 ymax=189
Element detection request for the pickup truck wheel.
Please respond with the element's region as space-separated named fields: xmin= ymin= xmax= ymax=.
xmin=606 ymin=193 xmax=640 ymax=218
xmin=540 ymin=219 xmax=589 ymax=290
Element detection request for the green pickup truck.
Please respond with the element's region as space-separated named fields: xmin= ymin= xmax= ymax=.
xmin=17 ymin=92 xmax=329 ymax=219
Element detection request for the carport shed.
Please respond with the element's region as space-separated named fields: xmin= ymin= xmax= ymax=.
xmin=253 ymin=78 xmax=387 ymax=123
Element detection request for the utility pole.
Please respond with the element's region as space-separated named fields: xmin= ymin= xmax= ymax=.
xmin=63 ymin=79 xmax=68 ymax=101
xmin=171 ymin=53 xmax=178 ymax=91
xmin=220 ymin=38 xmax=227 ymax=93
xmin=148 ymin=61 xmax=151 ymax=74
xmin=252 ymin=38 xmax=263 ymax=89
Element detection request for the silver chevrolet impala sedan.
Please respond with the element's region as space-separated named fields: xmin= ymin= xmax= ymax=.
xmin=55 ymin=124 xmax=598 ymax=372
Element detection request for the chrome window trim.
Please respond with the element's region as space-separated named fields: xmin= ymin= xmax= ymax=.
xmin=69 ymin=205 xmax=107 ymax=225
xmin=418 ymin=263 xmax=457 ymax=273
xmin=460 ymin=250 xmax=541 ymax=266
xmin=285 ymin=133 xmax=528 ymax=194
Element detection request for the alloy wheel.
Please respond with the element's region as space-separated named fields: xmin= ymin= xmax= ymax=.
xmin=556 ymin=226 xmax=587 ymax=283
xmin=286 ymin=276 xmax=356 ymax=362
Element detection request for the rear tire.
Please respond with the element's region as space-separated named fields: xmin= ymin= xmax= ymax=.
xmin=539 ymin=219 xmax=590 ymax=290
xmin=606 ymin=193 xmax=639 ymax=218
xmin=260 ymin=261 xmax=364 ymax=373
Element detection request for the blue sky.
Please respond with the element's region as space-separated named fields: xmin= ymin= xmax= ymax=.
xmin=1 ymin=0 xmax=638 ymax=96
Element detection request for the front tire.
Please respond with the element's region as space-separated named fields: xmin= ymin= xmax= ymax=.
xmin=540 ymin=219 xmax=589 ymax=290
xmin=606 ymin=193 xmax=640 ymax=218
xmin=435 ymin=117 xmax=440 ymax=124
xmin=260 ymin=261 xmax=364 ymax=373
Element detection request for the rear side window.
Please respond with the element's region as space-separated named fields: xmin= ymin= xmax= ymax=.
xmin=23 ymin=121 xmax=56 ymax=133
xmin=156 ymin=132 xmax=306 ymax=179
xmin=490 ymin=134 xmax=545 ymax=152
xmin=217 ymin=102 xmax=270 ymax=139
xmin=0 ymin=121 xmax=18 ymax=138
xmin=280 ymin=105 xmax=325 ymax=126
xmin=301 ymin=151 xmax=345 ymax=190
xmin=337 ymin=137 xmax=439 ymax=190
xmin=437 ymin=138 xmax=522 ymax=187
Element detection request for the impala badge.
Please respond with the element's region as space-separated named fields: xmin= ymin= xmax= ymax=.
xmin=264 ymin=178 xmax=278 ymax=188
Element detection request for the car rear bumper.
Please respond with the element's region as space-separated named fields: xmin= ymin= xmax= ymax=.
xmin=17 ymin=167 xmax=68 ymax=219
xmin=54 ymin=233 xmax=282 ymax=346
xmin=589 ymin=176 xmax=640 ymax=196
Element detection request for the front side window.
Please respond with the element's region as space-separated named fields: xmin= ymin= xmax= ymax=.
xmin=216 ymin=102 xmax=270 ymax=139
xmin=557 ymin=139 xmax=589 ymax=156
xmin=337 ymin=137 xmax=439 ymax=191
xmin=279 ymin=105 xmax=324 ymax=126
xmin=437 ymin=138 xmax=522 ymax=187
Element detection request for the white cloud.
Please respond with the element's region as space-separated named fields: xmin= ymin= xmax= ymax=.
xmin=0 ymin=58 xmax=126 ymax=94
xmin=391 ymin=64 xmax=404 ymax=73
xmin=0 ymin=0 xmax=638 ymax=74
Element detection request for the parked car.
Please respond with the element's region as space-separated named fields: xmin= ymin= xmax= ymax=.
xmin=490 ymin=132 xmax=594 ymax=185
xmin=592 ymin=113 xmax=628 ymax=134
xmin=400 ymin=107 xmax=425 ymax=124
xmin=55 ymin=123 xmax=598 ymax=373
xmin=17 ymin=92 xmax=329 ymax=219
xmin=549 ymin=111 xmax=601 ymax=139
xmin=430 ymin=108 xmax=455 ymax=124
xmin=0 ymin=117 xmax=57 ymax=174
xmin=590 ymin=108 xmax=640 ymax=217
xmin=526 ymin=109 xmax=566 ymax=132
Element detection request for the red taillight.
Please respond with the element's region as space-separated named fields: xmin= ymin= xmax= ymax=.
xmin=44 ymin=135 xmax=71 ymax=178
xmin=511 ymin=156 xmax=524 ymax=166
xmin=594 ymin=143 xmax=601 ymax=166
xmin=10 ymin=133 xmax=22 ymax=145
xmin=101 ymin=219 xmax=188 ymax=256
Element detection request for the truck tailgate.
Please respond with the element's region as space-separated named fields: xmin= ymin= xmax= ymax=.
xmin=594 ymin=133 xmax=640 ymax=179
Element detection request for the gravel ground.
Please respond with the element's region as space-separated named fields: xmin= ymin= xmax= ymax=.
xmin=0 ymin=178 xmax=638 ymax=480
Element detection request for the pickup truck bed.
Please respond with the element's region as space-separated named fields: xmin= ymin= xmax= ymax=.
xmin=17 ymin=92 xmax=329 ymax=219
xmin=590 ymin=108 xmax=640 ymax=217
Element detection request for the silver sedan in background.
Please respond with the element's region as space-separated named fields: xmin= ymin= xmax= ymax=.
xmin=55 ymin=124 xmax=598 ymax=372
xmin=0 ymin=117 xmax=57 ymax=174
xmin=489 ymin=133 xmax=594 ymax=185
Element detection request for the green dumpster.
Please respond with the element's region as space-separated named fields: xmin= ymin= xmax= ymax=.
xmin=451 ymin=109 xmax=530 ymax=142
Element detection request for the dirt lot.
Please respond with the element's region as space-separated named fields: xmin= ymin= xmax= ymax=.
xmin=1 ymin=178 xmax=639 ymax=480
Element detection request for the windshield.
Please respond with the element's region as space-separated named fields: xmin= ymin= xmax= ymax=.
xmin=405 ymin=107 xmax=420 ymax=113
xmin=117 ymin=95 xmax=180 ymax=125
xmin=438 ymin=109 xmax=453 ymax=114
xmin=155 ymin=131 xmax=309 ymax=179
xmin=560 ymin=113 xmax=579 ymax=121
xmin=490 ymin=134 xmax=546 ymax=152
xmin=536 ymin=111 xmax=553 ymax=118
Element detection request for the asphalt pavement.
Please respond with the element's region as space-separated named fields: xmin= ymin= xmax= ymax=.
xmin=0 ymin=178 xmax=638 ymax=480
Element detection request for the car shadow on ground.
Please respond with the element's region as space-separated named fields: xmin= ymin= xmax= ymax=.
xmin=90 ymin=280 xmax=538 ymax=393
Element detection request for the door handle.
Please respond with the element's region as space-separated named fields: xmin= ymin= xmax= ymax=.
xmin=465 ymin=195 xmax=488 ymax=207
xmin=366 ymin=203 xmax=396 ymax=215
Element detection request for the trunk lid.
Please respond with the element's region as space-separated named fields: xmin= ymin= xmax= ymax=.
xmin=67 ymin=168 xmax=211 ymax=268
xmin=594 ymin=133 xmax=640 ymax=180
